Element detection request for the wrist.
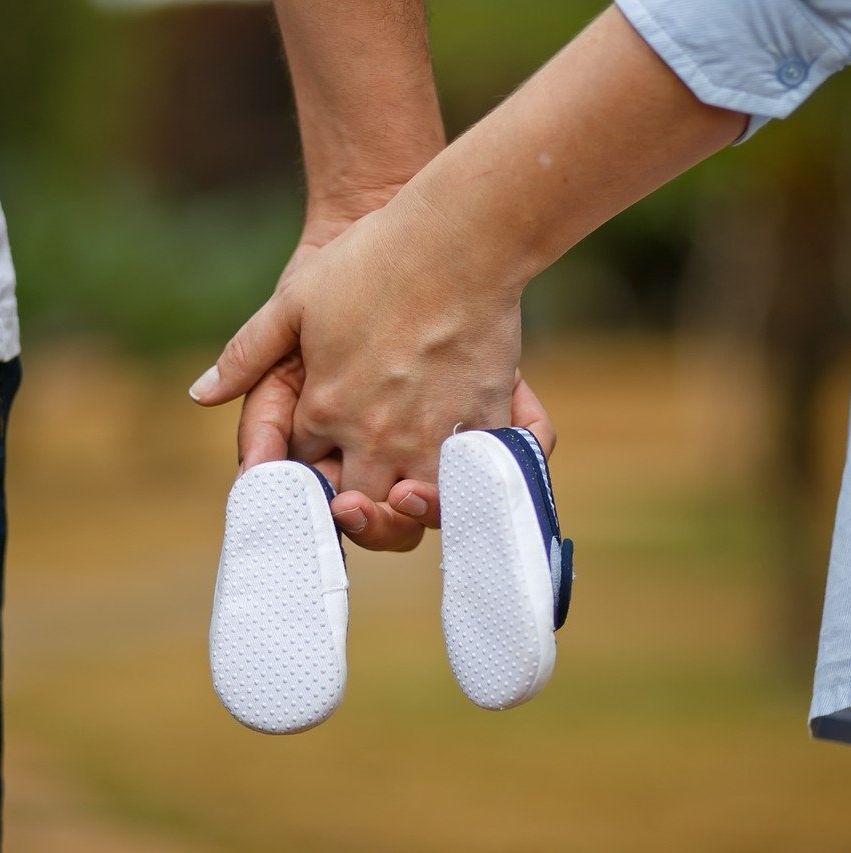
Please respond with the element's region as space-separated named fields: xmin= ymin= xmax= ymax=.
xmin=372 ymin=179 xmax=529 ymax=316
xmin=303 ymin=177 xmax=410 ymax=237
xmin=276 ymin=0 xmax=446 ymax=233
xmin=385 ymin=169 xmax=534 ymax=310
xmin=300 ymin=172 xmax=429 ymax=251
xmin=304 ymin=134 xmax=445 ymax=224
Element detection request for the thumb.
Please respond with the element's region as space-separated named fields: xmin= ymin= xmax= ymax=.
xmin=188 ymin=293 xmax=299 ymax=406
xmin=511 ymin=369 xmax=556 ymax=457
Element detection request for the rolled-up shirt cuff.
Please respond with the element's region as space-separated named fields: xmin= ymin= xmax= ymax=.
xmin=615 ymin=0 xmax=850 ymax=142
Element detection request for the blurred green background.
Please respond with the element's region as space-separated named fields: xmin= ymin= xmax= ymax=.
xmin=2 ymin=1 xmax=850 ymax=850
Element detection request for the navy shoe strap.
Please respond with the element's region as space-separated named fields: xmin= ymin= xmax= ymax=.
xmin=294 ymin=460 xmax=336 ymax=503
xmin=556 ymin=538 xmax=573 ymax=629
xmin=486 ymin=428 xmax=574 ymax=630
xmin=293 ymin=461 xmax=346 ymax=557
xmin=489 ymin=428 xmax=559 ymax=549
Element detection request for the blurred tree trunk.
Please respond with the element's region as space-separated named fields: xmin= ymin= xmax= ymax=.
xmin=131 ymin=3 xmax=299 ymax=193
xmin=680 ymin=120 xmax=848 ymax=672
xmin=763 ymin=143 xmax=845 ymax=668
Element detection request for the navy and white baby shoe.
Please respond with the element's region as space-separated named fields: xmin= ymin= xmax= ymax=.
xmin=209 ymin=461 xmax=348 ymax=734
xmin=439 ymin=427 xmax=573 ymax=710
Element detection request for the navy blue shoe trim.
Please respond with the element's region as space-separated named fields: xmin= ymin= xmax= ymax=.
xmin=489 ymin=429 xmax=557 ymax=549
xmin=293 ymin=461 xmax=345 ymax=553
xmin=557 ymin=538 xmax=573 ymax=630
xmin=295 ymin=461 xmax=336 ymax=504
xmin=487 ymin=428 xmax=573 ymax=629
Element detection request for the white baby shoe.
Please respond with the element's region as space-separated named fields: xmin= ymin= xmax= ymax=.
xmin=209 ymin=461 xmax=348 ymax=734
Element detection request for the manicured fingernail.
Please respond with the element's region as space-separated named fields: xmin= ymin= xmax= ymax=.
xmin=188 ymin=365 xmax=219 ymax=401
xmin=333 ymin=507 xmax=367 ymax=533
xmin=396 ymin=491 xmax=428 ymax=517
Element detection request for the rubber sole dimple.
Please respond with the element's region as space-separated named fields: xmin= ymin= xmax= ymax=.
xmin=439 ymin=432 xmax=556 ymax=710
xmin=209 ymin=461 xmax=348 ymax=734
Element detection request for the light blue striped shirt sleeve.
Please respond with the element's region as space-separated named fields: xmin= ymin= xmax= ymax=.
xmin=614 ymin=0 xmax=851 ymax=140
xmin=613 ymin=0 xmax=851 ymax=744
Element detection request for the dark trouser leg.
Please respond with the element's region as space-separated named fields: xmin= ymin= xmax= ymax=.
xmin=0 ymin=357 xmax=22 ymax=842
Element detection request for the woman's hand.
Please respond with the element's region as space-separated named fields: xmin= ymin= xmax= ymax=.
xmin=191 ymin=185 xmax=542 ymax=550
xmin=238 ymin=355 xmax=555 ymax=551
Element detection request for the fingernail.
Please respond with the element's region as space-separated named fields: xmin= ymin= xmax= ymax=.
xmin=396 ymin=491 xmax=428 ymax=517
xmin=188 ymin=365 xmax=220 ymax=401
xmin=333 ymin=507 xmax=367 ymax=533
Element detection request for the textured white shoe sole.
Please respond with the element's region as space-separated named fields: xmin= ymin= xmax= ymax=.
xmin=440 ymin=432 xmax=556 ymax=710
xmin=209 ymin=461 xmax=348 ymax=734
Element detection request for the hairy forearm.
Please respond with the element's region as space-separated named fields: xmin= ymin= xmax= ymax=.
xmin=394 ymin=5 xmax=746 ymax=298
xmin=274 ymin=0 xmax=445 ymax=223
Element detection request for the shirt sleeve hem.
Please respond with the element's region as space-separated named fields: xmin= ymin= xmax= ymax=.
xmin=615 ymin=0 xmax=846 ymax=125
xmin=734 ymin=114 xmax=771 ymax=145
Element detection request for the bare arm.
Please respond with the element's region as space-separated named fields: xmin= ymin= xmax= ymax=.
xmin=397 ymin=4 xmax=746 ymax=300
xmin=274 ymin=0 xmax=445 ymax=237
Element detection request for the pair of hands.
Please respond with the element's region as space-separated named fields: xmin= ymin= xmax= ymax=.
xmin=186 ymin=4 xmax=747 ymax=555
xmin=190 ymin=180 xmax=555 ymax=552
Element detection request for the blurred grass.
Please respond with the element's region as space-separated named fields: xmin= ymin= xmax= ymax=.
xmin=5 ymin=338 xmax=850 ymax=852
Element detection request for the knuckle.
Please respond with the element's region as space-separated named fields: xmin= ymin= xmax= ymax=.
xmin=220 ymin=334 xmax=251 ymax=375
xmin=361 ymin=409 xmax=394 ymax=443
xmin=269 ymin=354 xmax=304 ymax=384
xmin=360 ymin=416 xmax=429 ymax=460
xmin=237 ymin=417 xmax=279 ymax=448
xmin=302 ymin=390 xmax=337 ymax=427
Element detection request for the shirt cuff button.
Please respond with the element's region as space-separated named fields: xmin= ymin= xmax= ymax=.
xmin=776 ymin=58 xmax=809 ymax=88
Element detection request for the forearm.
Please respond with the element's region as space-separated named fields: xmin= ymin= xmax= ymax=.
xmin=274 ymin=0 xmax=445 ymax=225
xmin=394 ymin=5 xmax=746 ymax=298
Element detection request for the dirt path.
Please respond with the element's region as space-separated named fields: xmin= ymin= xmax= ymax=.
xmin=6 ymin=738 xmax=203 ymax=852
xmin=4 ymin=341 xmax=850 ymax=851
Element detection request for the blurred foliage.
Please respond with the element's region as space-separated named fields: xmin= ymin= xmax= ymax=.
xmin=0 ymin=0 xmax=849 ymax=355
xmin=5 ymin=180 xmax=302 ymax=353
